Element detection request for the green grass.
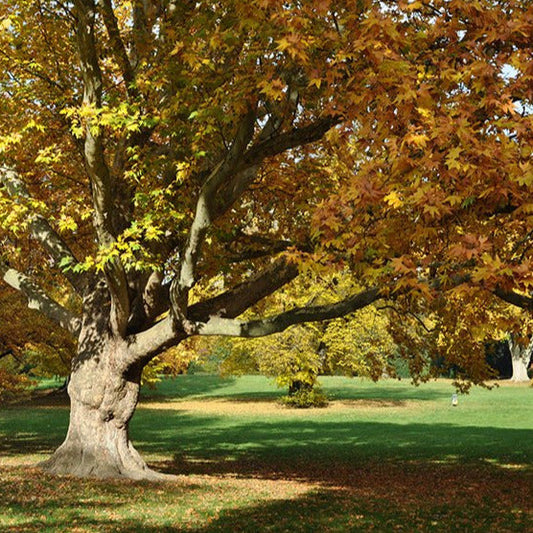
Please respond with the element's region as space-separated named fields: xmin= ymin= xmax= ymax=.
xmin=1 ymin=376 xmax=532 ymax=532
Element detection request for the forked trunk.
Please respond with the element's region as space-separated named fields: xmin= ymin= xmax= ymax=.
xmin=40 ymin=330 xmax=162 ymax=480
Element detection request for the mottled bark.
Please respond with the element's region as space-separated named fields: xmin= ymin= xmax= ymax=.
xmin=40 ymin=326 xmax=162 ymax=479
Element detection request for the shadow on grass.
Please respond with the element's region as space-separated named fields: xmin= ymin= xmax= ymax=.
xmin=324 ymin=384 xmax=450 ymax=402
xmin=140 ymin=375 xmax=239 ymax=401
xmin=1 ymin=404 xmax=531 ymax=467
xmin=186 ymin=482 xmax=532 ymax=533
xmin=131 ymin=409 xmax=533 ymax=467
xmin=0 ymin=406 xmax=68 ymax=456
xmin=1 ymin=405 xmax=531 ymax=532
xmin=140 ymin=375 xmax=453 ymax=403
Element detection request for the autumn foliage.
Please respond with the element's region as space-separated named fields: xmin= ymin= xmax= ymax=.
xmin=0 ymin=0 xmax=532 ymax=477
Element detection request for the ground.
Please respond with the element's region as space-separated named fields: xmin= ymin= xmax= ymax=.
xmin=0 ymin=376 xmax=531 ymax=532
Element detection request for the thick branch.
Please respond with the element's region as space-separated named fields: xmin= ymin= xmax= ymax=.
xmin=129 ymin=257 xmax=299 ymax=362
xmin=170 ymin=114 xmax=338 ymax=319
xmin=189 ymin=257 xmax=299 ymax=321
xmin=493 ymin=287 xmax=533 ymax=311
xmin=213 ymin=116 xmax=340 ymax=220
xmin=74 ymin=0 xmax=130 ymax=335
xmin=0 ymin=165 xmax=85 ymax=293
xmin=240 ymin=115 xmax=341 ymax=170
xmin=1 ymin=263 xmax=81 ymax=336
xmin=170 ymin=108 xmax=257 ymax=321
xmin=193 ymin=286 xmax=381 ymax=337
xmin=74 ymin=0 xmax=116 ymax=242
xmin=132 ymin=0 xmax=152 ymax=62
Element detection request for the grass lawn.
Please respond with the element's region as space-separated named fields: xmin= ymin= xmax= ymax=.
xmin=0 ymin=376 xmax=531 ymax=532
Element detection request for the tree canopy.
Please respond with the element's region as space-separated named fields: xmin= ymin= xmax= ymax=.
xmin=0 ymin=0 xmax=531 ymax=478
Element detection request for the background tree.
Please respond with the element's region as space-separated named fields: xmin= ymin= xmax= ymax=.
xmin=507 ymin=335 xmax=533 ymax=383
xmin=0 ymin=284 xmax=74 ymax=400
xmin=223 ymin=272 xmax=398 ymax=402
xmin=0 ymin=0 xmax=530 ymax=479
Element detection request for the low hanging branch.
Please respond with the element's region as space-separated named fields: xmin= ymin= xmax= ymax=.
xmin=128 ymin=279 xmax=380 ymax=365
xmin=0 ymin=262 xmax=81 ymax=336
xmin=193 ymin=286 xmax=381 ymax=338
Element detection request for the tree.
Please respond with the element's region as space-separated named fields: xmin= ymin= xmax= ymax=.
xmin=0 ymin=284 xmax=74 ymax=400
xmin=1 ymin=0 xmax=530 ymax=479
xmin=507 ymin=335 xmax=533 ymax=382
xmin=222 ymin=272 xmax=398 ymax=395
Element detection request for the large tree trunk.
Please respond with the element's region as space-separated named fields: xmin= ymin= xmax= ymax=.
xmin=40 ymin=329 xmax=162 ymax=480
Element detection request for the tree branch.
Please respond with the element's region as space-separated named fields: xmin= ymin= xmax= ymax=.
xmin=74 ymin=0 xmax=130 ymax=335
xmin=74 ymin=0 xmax=116 ymax=243
xmin=169 ymin=107 xmax=257 ymax=323
xmin=168 ymin=112 xmax=339 ymax=331
xmin=188 ymin=257 xmax=299 ymax=321
xmin=129 ymin=256 xmax=299 ymax=361
xmin=100 ymin=0 xmax=137 ymax=99
xmin=192 ymin=286 xmax=381 ymax=337
xmin=240 ymin=115 xmax=341 ymax=171
xmin=132 ymin=0 xmax=152 ymax=63
xmin=493 ymin=287 xmax=533 ymax=311
xmin=0 ymin=165 xmax=85 ymax=294
xmin=1 ymin=263 xmax=81 ymax=336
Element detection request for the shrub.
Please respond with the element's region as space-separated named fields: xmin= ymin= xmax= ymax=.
xmin=279 ymin=387 xmax=329 ymax=409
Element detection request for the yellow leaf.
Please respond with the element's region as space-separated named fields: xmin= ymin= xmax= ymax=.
xmin=384 ymin=191 xmax=403 ymax=208
xmin=405 ymin=132 xmax=429 ymax=148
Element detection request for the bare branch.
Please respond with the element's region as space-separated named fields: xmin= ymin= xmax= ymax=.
xmin=167 ymin=110 xmax=338 ymax=331
xmin=1 ymin=263 xmax=81 ymax=336
xmin=192 ymin=286 xmax=381 ymax=337
xmin=100 ymin=0 xmax=137 ymax=99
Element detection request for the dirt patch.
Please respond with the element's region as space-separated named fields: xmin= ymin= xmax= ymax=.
xmin=138 ymin=398 xmax=418 ymax=416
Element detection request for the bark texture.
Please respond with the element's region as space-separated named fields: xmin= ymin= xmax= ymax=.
xmin=40 ymin=332 xmax=161 ymax=479
xmin=508 ymin=336 xmax=532 ymax=383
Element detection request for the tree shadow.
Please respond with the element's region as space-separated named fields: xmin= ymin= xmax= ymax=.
xmin=325 ymin=384 xmax=450 ymax=402
xmin=1 ymin=404 xmax=531 ymax=532
xmin=0 ymin=406 xmax=68 ymax=456
xmin=185 ymin=482 xmax=532 ymax=533
xmin=140 ymin=375 xmax=239 ymax=401
xmin=0 ymin=466 xmax=206 ymax=532
xmin=131 ymin=409 xmax=533 ymax=468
